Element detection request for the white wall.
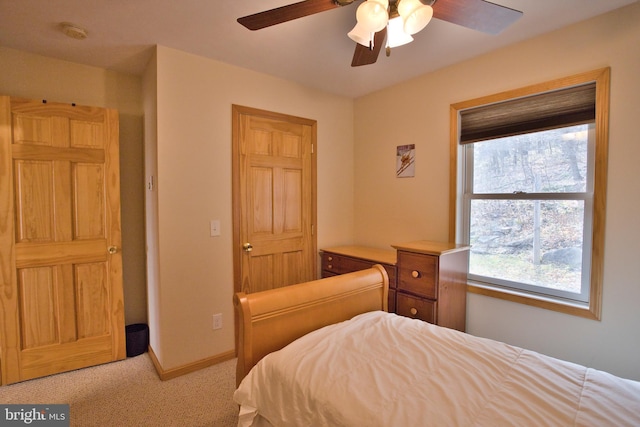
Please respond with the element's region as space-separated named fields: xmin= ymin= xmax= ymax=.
xmin=144 ymin=46 xmax=355 ymax=369
xmin=0 ymin=46 xmax=148 ymax=326
xmin=353 ymin=3 xmax=640 ymax=380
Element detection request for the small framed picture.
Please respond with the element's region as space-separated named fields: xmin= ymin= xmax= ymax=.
xmin=396 ymin=144 xmax=415 ymax=178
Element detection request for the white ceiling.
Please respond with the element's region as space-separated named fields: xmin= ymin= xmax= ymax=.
xmin=0 ymin=0 xmax=636 ymax=98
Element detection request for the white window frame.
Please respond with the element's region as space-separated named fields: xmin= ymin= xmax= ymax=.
xmin=460 ymin=125 xmax=594 ymax=303
xmin=449 ymin=69 xmax=610 ymax=320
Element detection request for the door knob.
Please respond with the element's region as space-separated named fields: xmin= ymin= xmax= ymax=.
xmin=108 ymin=246 xmax=118 ymax=254
xmin=242 ymin=243 xmax=253 ymax=252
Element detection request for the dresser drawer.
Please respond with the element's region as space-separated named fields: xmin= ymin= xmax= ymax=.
xmin=396 ymin=292 xmax=436 ymax=324
xmin=322 ymin=253 xmax=372 ymax=275
xmin=322 ymin=253 xmax=396 ymax=287
xmin=397 ymin=251 xmax=437 ymax=299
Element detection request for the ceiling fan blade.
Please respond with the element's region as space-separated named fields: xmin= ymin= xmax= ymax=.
xmin=238 ymin=0 xmax=347 ymax=30
xmin=432 ymin=0 xmax=522 ymax=35
xmin=351 ymin=28 xmax=387 ymax=67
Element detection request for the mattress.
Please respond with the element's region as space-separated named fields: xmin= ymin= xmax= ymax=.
xmin=234 ymin=311 xmax=640 ymax=426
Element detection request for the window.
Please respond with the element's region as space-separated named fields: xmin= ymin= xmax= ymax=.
xmin=449 ymin=69 xmax=610 ymax=319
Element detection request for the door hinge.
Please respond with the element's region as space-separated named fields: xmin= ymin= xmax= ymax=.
xmin=311 ymin=224 xmax=315 ymax=235
xmin=311 ymin=143 xmax=314 ymax=154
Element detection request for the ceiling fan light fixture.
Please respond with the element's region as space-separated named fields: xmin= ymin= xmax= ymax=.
xmin=356 ymin=0 xmax=389 ymax=33
xmin=237 ymin=0 xmax=523 ymax=67
xmin=398 ymin=0 xmax=433 ymax=35
xmin=386 ymin=16 xmax=413 ymax=48
xmin=397 ymin=0 xmax=421 ymax=16
xmin=348 ymin=23 xmax=373 ymax=47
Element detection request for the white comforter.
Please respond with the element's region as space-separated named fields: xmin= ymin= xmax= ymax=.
xmin=234 ymin=311 xmax=640 ymax=426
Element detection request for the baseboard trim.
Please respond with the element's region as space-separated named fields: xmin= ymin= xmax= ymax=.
xmin=147 ymin=346 xmax=236 ymax=381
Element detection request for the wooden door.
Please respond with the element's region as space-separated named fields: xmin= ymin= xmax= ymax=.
xmin=232 ymin=105 xmax=317 ymax=295
xmin=0 ymin=97 xmax=125 ymax=385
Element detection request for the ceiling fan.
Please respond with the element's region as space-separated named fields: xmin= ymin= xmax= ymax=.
xmin=237 ymin=0 xmax=522 ymax=67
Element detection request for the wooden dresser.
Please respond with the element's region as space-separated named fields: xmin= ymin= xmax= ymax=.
xmin=320 ymin=246 xmax=397 ymax=312
xmin=392 ymin=241 xmax=470 ymax=332
xmin=320 ymin=242 xmax=470 ymax=331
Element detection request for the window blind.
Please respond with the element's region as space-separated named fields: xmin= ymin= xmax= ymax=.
xmin=459 ymin=82 xmax=596 ymax=144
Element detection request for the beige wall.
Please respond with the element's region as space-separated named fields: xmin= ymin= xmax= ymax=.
xmin=142 ymin=51 xmax=161 ymax=355
xmin=354 ymin=3 xmax=640 ymax=380
xmin=3 ymin=1 xmax=638 ymax=382
xmin=0 ymin=46 xmax=148 ymax=326
xmin=144 ymin=46 xmax=355 ymax=369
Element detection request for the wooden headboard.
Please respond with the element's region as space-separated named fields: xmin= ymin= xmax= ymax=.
xmin=234 ymin=265 xmax=389 ymax=386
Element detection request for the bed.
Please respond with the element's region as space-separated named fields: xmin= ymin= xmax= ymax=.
xmin=233 ymin=265 xmax=640 ymax=426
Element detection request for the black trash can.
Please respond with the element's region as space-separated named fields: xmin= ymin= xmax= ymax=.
xmin=125 ymin=323 xmax=149 ymax=357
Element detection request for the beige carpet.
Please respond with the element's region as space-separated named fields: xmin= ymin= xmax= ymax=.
xmin=0 ymin=353 xmax=239 ymax=426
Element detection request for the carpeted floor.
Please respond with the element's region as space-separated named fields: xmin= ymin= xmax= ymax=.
xmin=0 ymin=353 xmax=239 ymax=426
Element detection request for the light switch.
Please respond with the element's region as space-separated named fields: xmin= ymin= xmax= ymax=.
xmin=210 ymin=220 xmax=221 ymax=237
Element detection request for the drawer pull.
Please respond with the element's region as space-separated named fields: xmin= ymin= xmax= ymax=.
xmin=410 ymin=307 xmax=418 ymax=316
xmin=327 ymin=256 xmax=333 ymax=261
xmin=411 ymin=270 xmax=420 ymax=278
xmin=327 ymin=264 xmax=332 ymax=269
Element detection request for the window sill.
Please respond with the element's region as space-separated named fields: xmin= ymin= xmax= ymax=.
xmin=467 ymin=281 xmax=600 ymax=320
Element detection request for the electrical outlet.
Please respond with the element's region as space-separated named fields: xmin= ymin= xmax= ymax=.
xmin=212 ymin=313 xmax=222 ymax=330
